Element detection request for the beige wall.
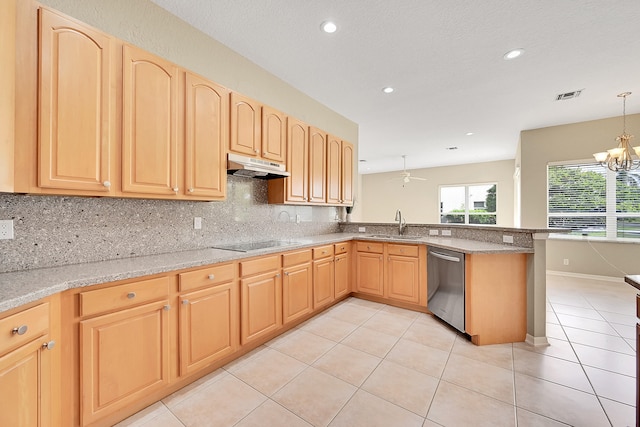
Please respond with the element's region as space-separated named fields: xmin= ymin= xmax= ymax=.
xmin=358 ymin=159 xmax=516 ymax=226
xmin=37 ymin=0 xmax=358 ymax=153
xmin=520 ymin=113 xmax=640 ymax=277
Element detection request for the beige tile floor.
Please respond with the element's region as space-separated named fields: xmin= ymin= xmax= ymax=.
xmin=117 ymin=274 xmax=637 ymax=426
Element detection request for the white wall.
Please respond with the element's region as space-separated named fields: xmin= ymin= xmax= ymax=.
xmin=358 ymin=159 xmax=516 ymax=226
xmin=520 ymin=113 xmax=640 ymax=277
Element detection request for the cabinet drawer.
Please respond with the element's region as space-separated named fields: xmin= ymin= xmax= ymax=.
xmin=283 ymin=249 xmax=312 ymax=267
xmin=636 ymin=294 xmax=640 ymax=318
xmin=313 ymin=245 xmax=334 ymax=259
xmin=356 ymin=241 xmax=383 ymax=254
xmin=80 ymin=276 xmax=170 ymax=317
xmin=388 ymin=244 xmax=419 ymax=257
xmin=179 ymin=263 xmax=235 ymax=291
xmin=0 ymin=303 xmax=50 ymax=355
xmin=240 ymin=255 xmax=280 ymax=277
xmin=334 ymin=242 xmax=349 ymax=255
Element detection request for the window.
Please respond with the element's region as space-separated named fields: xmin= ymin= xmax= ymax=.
xmin=440 ymin=184 xmax=497 ymax=225
xmin=547 ymin=161 xmax=640 ymax=239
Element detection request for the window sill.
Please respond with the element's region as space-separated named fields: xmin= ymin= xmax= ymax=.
xmin=549 ymin=233 xmax=640 ymax=245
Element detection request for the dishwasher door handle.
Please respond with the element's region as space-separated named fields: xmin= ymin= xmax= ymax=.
xmin=429 ymin=251 xmax=461 ymax=262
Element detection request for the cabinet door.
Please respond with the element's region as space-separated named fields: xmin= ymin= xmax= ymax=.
xmin=313 ymin=257 xmax=335 ymax=309
xmin=184 ymin=72 xmax=228 ymax=199
xmin=326 ymin=135 xmax=341 ymax=204
xmin=356 ymin=252 xmax=384 ymax=297
xmin=230 ymin=92 xmax=261 ymax=156
xmin=387 ymin=255 xmax=420 ymax=304
xmin=286 ymin=117 xmax=309 ymax=202
xmin=0 ymin=335 xmax=52 ymax=427
xmin=282 ymin=263 xmax=313 ymax=324
xmin=241 ymin=271 xmax=282 ymax=345
xmin=308 ymin=127 xmax=327 ymax=204
xmin=261 ymin=106 xmax=286 ymax=163
xmin=341 ymin=141 xmax=354 ymax=205
xmin=179 ymin=282 xmax=239 ymax=376
xmin=122 ymin=45 xmax=179 ymax=196
xmin=334 ymin=252 xmax=350 ymax=299
xmin=80 ymin=300 xmax=170 ymax=425
xmin=39 ymin=8 xmax=114 ymax=193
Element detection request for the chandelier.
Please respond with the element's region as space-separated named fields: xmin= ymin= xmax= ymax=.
xmin=593 ymin=92 xmax=640 ymax=172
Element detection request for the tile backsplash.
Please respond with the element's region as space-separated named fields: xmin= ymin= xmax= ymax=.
xmin=0 ymin=176 xmax=340 ymax=273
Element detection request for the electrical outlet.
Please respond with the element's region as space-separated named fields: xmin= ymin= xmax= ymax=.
xmin=429 ymin=229 xmax=439 ymax=236
xmin=503 ymin=235 xmax=514 ymax=244
xmin=358 ymin=226 xmax=366 ymax=233
xmin=0 ymin=220 xmax=14 ymax=240
xmin=193 ymin=217 xmax=202 ymax=229
xmin=441 ymin=230 xmax=451 ymax=236
xmin=296 ymin=214 xmax=301 ymax=224
xmin=563 ymin=259 xmax=569 ymax=265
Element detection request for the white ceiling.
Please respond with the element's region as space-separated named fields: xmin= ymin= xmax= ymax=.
xmin=151 ymin=0 xmax=640 ymax=174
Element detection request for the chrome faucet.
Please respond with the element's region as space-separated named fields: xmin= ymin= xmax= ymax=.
xmin=395 ymin=209 xmax=407 ymax=235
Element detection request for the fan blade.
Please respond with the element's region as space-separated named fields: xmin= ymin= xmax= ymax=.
xmin=410 ymin=176 xmax=427 ymax=181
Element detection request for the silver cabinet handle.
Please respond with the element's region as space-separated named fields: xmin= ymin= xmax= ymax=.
xmin=275 ymin=273 xmax=280 ymax=278
xmin=103 ymin=180 xmax=111 ymax=188
xmin=12 ymin=325 xmax=28 ymax=335
xmin=284 ymin=272 xmax=289 ymax=276
xmin=188 ymin=188 xmax=194 ymax=193
xmin=208 ymin=274 xmax=215 ymax=280
xmin=127 ymin=292 xmax=136 ymax=299
xmin=42 ymin=340 xmax=55 ymax=351
xmin=173 ymin=187 xmax=179 ymax=192
xmin=182 ymin=300 xmax=189 ymax=305
xmin=163 ymin=305 xmax=171 ymax=311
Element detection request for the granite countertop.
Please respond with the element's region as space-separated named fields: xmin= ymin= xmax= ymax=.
xmin=0 ymin=232 xmax=532 ymax=314
xmin=624 ymin=275 xmax=640 ymax=291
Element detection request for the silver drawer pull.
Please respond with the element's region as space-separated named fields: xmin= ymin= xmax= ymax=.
xmin=182 ymin=300 xmax=189 ymax=305
xmin=127 ymin=292 xmax=136 ymax=299
xmin=208 ymin=274 xmax=215 ymax=280
xmin=164 ymin=305 xmax=171 ymax=311
xmin=42 ymin=340 xmax=55 ymax=351
xmin=12 ymin=325 xmax=28 ymax=335
xmin=103 ymin=180 xmax=111 ymax=188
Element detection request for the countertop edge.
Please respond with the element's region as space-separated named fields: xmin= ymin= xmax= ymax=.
xmin=624 ymin=275 xmax=640 ymax=291
xmin=0 ymin=233 xmax=534 ymax=314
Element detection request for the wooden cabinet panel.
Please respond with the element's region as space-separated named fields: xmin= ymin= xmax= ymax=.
xmin=230 ymin=92 xmax=260 ymax=156
xmin=179 ymin=282 xmax=239 ymax=376
xmin=356 ymin=252 xmax=384 ymax=297
xmin=313 ymin=257 xmax=335 ymax=309
xmin=269 ymin=117 xmax=308 ymax=204
xmin=356 ymin=241 xmax=384 ymax=254
xmin=240 ymin=271 xmax=282 ymax=345
xmin=80 ymin=300 xmax=170 ymax=425
xmin=283 ymin=262 xmax=313 ymax=324
xmin=184 ymin=72 xmax=227 ymax=199
xmin=334 ymin=242 xmax=349 ymax=256
xmin=308 ymin=127 xmax=327 ymax=204
xmin=341 ymin=141 xmax=354 ymax=205
xmin=326 ymin=135 xmax=341 ymax=204
xmin=179 ymin=263 xmax=235 ymax=292
xmin=313 ymin=245 xmax=334 ymax=259
xmin=261 ymin=106 xmax=286 ymax=163
xmin=240 ymin=255 xmax=280 ymax=277
xmin=465 ymin=253 xmax=527 ymax=345
xmin=387 ymin=255 xmax=420 ymax=304
xmin=79 ymin=276 xmax=170 ymax=317
xmin=0 ymin=303 xmax=49 ymax=354
xmin=38 ymin=8 xmax=115 ymax=193
xmin=0 ymin=334 xmax=52 ymax=427
xmin=282 ymin=249 xmax=312 ymax=268
xmin=388 ymin=244 xmax=419 ymax=257
xmin=334 ymin=252 xmax=350 ymax=299
xmin=122 ymin=44 xmax=179 ymax=196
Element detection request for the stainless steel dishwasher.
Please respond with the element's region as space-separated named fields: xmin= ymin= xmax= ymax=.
xmin=427 ymin=248 xmax=465 ymax=332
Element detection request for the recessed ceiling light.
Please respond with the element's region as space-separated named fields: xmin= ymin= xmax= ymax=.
xmin=503 ymin=48 xmax=524 ymax=60
xmin=465 ymin=132 xmax=474 ymax=136
xmin=321 ymin=21 xmax=337 ymax=33
xmin=382 ymin=87 xmax=394 ymax=94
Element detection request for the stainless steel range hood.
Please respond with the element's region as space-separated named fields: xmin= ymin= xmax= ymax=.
xmin=227 ymin=153 xmax=289 ymax=179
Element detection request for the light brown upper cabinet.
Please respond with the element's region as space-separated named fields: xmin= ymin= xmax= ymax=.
xmin=268 ymin=117 xmax=309 ymax=204
xmin=39 ymin=8 xmax=115 ymax=194
xmin=341 ymin=141 xmax=354 ymax=205
xmin=184 ymin=72 xmax=228 ymax=199
xmin=261 ymin=106 xmax=286 ymax=163
xmin=230 ymin=92 xmax=261 ymax=157
xmin=327 ymin=136 xmax=354 ymax=206
xmin=122 ymin=44 xmax=180 ymax=197
xmin=308 ymin=127 xmax=327 ymax=204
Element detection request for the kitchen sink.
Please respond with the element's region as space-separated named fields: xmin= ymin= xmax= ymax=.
xmin=366 ymin=234 xmax=419 ymax=240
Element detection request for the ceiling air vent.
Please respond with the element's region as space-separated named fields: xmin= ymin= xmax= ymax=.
xmin=555 ymin=89 xmax=583 ymax=101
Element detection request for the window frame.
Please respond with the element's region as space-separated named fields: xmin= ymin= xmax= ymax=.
xmin=547 ymin=159 xmax=640 ymax=241
xmin=439 ymin=182 xmax=498 ymax=225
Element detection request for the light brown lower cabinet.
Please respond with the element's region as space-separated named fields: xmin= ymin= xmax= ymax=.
xmin=282 ymin=250 xmax=313 ymax=325
xmin=334 ymin=251 xmax=350 ymax=299
xmin=355 ymin=242 xmax=385 ymax=297
xmin=313 ymin=245 xmax=335 ymax=309
xmin=0 ymin=301 xmax=55 ymax=427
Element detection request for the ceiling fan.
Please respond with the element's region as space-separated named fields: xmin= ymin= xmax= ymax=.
xmin=391 ymin=155 xmax=427 ymax=187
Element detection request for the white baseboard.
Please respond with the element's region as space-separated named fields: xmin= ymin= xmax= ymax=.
xmin=546 ymin=270 xmax=625 ymax=283
xmin=525 ymin=334 xmax=550 ymax=347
